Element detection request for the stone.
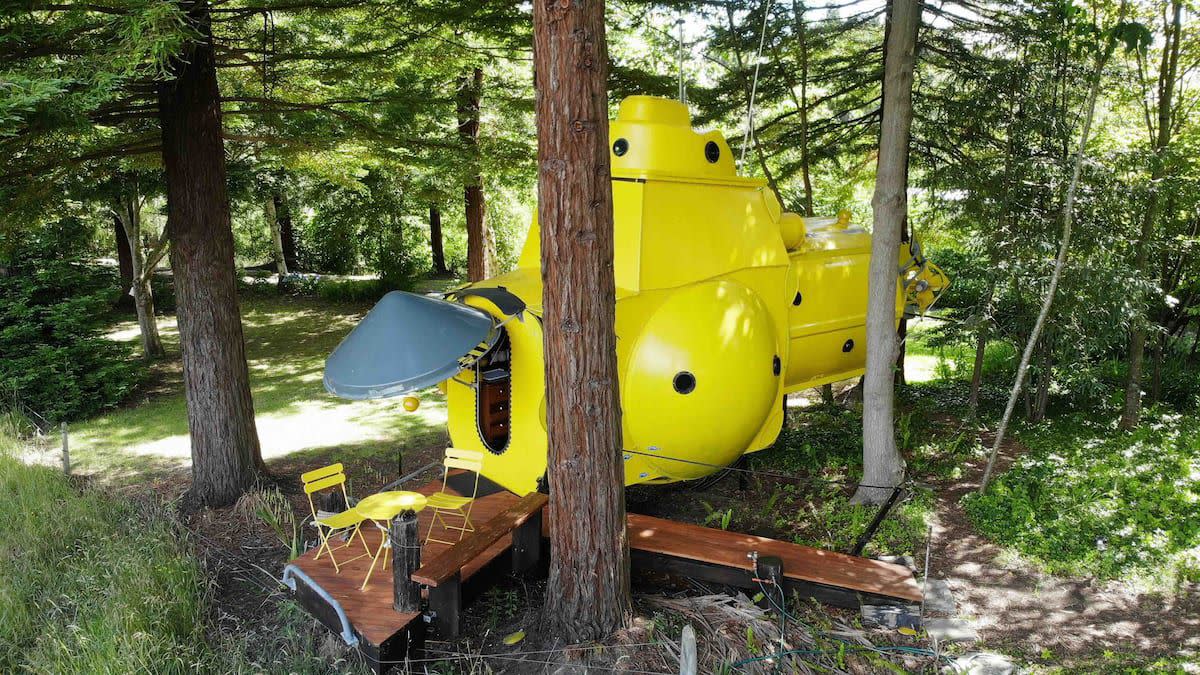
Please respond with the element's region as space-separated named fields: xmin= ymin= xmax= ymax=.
xmin=925 ymin=617 xmax=979 ymax=643
xmin=946 ymin=651 xmax=1015 ymax=674
xmin=923 ymin=578 xmax=956 ymax=614
xmin=861 ymin=604 xmax=922 ymax=630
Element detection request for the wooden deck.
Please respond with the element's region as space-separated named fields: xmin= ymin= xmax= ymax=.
xmin=286 ymin=478 xmax=921 ymax=670
xmin=286 ymin=479 xmax=520 ymax=651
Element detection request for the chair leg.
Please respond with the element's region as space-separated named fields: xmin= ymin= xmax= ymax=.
xmin=361 ymin=539 xmax=389 ymax=591
xmin=317 ymin=530 xmax=343 ymax=573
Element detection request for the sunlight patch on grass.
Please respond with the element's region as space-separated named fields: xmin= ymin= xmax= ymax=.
xmin=72 ymin=295 xmax=449 ymax=479
xmin=904 ymin=353 xmax=943 ymax=383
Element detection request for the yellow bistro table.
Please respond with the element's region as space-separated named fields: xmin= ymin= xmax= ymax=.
xmin=354 ymin=491 xmax=428 ymax=591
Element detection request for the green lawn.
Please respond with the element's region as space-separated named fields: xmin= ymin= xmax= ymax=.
xmin=74 ymin=293 xmax=450 ymax=479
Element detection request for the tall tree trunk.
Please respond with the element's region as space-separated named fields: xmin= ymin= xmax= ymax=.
xmin=1149 ymin=331 xmax=1164 ymax=404
xmin=1120 ymin=0 xmax=1181 ymax=430
xmin=458 ymin=67 xmax=489 ymax=282
xmin=794 ymin=0 xmax=814 ymax=217
xmin=429 ymin=204 xmax=447 ymax=274
xmin=979 ymin=3 xmax=1124 ymax=492
xmin=273 ymin=189 xmax=298 ymax=271
xmin=854 ymin=0 xmax=919 ymax=505
xmin=264 ymin=195 xmax=288 ymax=275
xmin=113 ymin=213 xmax=135 ymax=310
xmin=534 ymin=0 xmax=630 ymax=641
xmin=1032 ymin=334 xmax=1052 ymax=423
xmin=116 ymin=193 xmax=165 ymax=359
xmin=159 ymin=0 xmax=264 ymax=508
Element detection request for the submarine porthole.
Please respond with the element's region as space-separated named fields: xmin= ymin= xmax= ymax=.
xmin=842 ymin=339 xmax=855 ymax=353
xmin=475 ymin=329 xmax=512 ymax=455
xmin=672 ymin=371 xmax=696 ymax=395
xmin=772 ymin=355 xmax=781 ymax=376
xmin=704 ymin=141 xmax=720 ymax=163
xmin=613 ymin=138 xmax=629 ymax=156
xmin=792 ymin=292 xmax=802 ymax=306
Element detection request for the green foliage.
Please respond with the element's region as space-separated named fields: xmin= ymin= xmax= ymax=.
xmin=965 ymin=410 xmax=1200 ymax=581
xmin=0 ymin=222 xmax=141 ymax=422
xmin=277 ymin=273 xmax=396 ymax=302
xmin=747 ymin=404 xmax=934 ymax=556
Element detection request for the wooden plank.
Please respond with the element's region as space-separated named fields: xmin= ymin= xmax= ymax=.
xmin=626 ymin=513 xmax=922 ymax=603
xmin=412 ymin=491 xmax=548 ymax=587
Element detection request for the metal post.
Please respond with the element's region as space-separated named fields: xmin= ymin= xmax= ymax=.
xmin=850 ymin=486 xmax=904 ymax=556
xmin=679 ymin=624 xmax=697 ymax=675
xmin=60 ymin=422 xmax=70 ymax=475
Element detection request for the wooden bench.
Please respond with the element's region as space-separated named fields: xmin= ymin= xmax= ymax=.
xmin=412 ymin=491 xmax=548 ymax=636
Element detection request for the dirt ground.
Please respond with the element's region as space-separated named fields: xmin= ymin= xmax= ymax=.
xmin=145 ymin=407 xmax=1197 ymax=673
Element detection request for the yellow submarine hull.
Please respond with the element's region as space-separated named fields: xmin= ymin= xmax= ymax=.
xmin=437 ymin=97 xmax=946 ymax=495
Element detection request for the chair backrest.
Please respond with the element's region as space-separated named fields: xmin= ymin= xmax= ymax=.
xmin=440 ymin=448 xmax=484 ymax=499
xmin=301 ymin=463 xmax=349 ymax=517
xmin=443 ymin=448 xmax=484 ymax=473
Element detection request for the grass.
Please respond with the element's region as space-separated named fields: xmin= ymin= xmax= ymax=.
xmin=0 ymin=418 xmax=370 ymax=674
xmin=74 ymin=293 xmax=449 ymax=479
xmin=0 ymin=417 xmax=213 ymax=672
xmin=964 ymin=408 xmax=1200 ymax=584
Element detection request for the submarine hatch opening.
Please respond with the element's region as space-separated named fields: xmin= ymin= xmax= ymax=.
xmin=475 ymin=328 xmax=512 ymax=454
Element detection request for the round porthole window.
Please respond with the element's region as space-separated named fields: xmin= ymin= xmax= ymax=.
xmin=842 ymin=339 xmax=855 ymax=353
xmin=673 ymin=371 xmax=696 ymax=395
xmin=792 ymin=292 xmax=803 ymax=306
xmin=613 ymin=138 xmax=629 ymax=156
xmin=704 ymin=141 xmax=721 ymax=163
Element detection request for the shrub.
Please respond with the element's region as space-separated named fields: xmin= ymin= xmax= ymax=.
xmin=278 ymin=273 xmax=400 ymax=303
xmin=0 ymin=222 xmax=142 ymax=422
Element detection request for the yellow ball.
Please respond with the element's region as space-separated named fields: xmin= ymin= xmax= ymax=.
xmin=402 ymin=396 xmax=420 ymax=412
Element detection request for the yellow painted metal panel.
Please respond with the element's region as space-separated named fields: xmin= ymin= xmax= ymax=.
xmin=422 ymin=95 xmax=946 ymax=490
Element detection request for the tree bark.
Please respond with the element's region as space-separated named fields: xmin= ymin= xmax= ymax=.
xmin=273 ymin=189 xmax=298 ymax=271
xmin=854 ymin=0 xmax=919 ymax=505
xmin=458 ymin=67 xmax=490 ymax=282
xmin=795 ymin=0 xmax=814 ymax=217
xmin=115 ymin=191 xmax=164 ymax=359
xmin=1120 ymin=0 xmax=1181 ymax=430
xmin=429 ymin=204 xmax=447 ymax=274
xmin=1149 ymin=332 xmax=1164 ymax=404
xmin=979 ymin=3 xmax=1124 ymax=492
xmin=159 ymin=0 xmax=265 ymax=508
xmin=113 ymin=213 xmax=135 ymax=310
xmin=964 ymin=307 xmax=984 ymax=413
xmin=264 ymin=195 xmax=288 ymax=275
xmin=534 ymin=0 xmax=630 ymax=641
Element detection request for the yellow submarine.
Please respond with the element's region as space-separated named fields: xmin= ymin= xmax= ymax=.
xmin=324 ymin=96 xmax=947 ymax=495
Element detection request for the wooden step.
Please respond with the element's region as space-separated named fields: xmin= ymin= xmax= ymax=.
xmin=626 ymin=513 xmax=922 ymax=603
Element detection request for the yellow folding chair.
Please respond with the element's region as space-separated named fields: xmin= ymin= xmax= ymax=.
xmin=424 ymin=448 xmax=484 ymax=546
xmin=301 ymin=463 xmax=370 ymax=572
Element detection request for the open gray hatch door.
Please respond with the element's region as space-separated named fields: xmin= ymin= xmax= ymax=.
xmin=323 ymin=290 xmax=500 ymax=400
